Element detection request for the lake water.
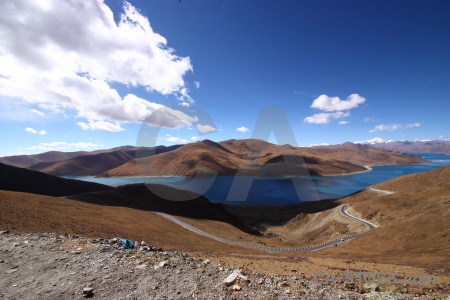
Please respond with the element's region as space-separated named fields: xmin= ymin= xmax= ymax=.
xmin=66 ymin=153 xmax=450 ymax=205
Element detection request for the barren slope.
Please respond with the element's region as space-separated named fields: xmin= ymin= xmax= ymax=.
xmin=101 ymin=139 xmax=366 ymax=177
xmin=29 ymin=150 xmax=134 ymax=176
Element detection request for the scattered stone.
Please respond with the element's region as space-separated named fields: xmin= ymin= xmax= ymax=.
xmin=363 ymin=282 xmax=379 ymax=293
xmin=203 ymin=259 xmax=210 ymax=265
xmin=223 ymin=270 xmax=240 ymax=286
xmin=82 ymin=287 xmax=94 ymax=297
xmin=232 ymin=284 xmax=241 ymax=291
xmin=136 ymin=264 xmax=148 ymax=270
xmin=0 ymin=230 xmax=9 ymax=234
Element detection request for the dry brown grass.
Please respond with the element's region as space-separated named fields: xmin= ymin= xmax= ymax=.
xmin=1 ymin=166 xmax=449 ymax=287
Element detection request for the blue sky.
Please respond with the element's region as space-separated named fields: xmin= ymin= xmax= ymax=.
xmin=0 ymin=0 xmax=449 ymax=156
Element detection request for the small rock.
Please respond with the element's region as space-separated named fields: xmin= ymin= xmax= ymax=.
xmin=82 ymin=287 xmax=94 ymax=297
xmin=203 ymin=259 xmax=210 ymax=265
xmin=136 ymin=264 xmax=148 ymax=270
xmin=232 ymin=284 xmax=241 ymax=291
xmin=0 ymin=230 xmax=9 ymax=234
xmin=159 ymin=261 xmax=168 ymax=267
xmin=363 ymin=282 xmax=379 ymax=293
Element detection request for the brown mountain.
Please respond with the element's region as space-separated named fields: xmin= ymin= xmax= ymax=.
xmin=0 ymin=162 xmax=111 ymax=197
xmin=301 ymin=142 xmax=425 ymax=166
xmin=0 ymin=145 xmax=182 ymax=169
xmin=28 ymin=150 xmax=134 ymax=176
xmin=371 ymin=140 xmax=450 ymax=155
xmin=101 ymin=139 xmax=367 ymax=177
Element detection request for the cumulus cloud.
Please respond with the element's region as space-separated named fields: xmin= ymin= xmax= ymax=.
xmin=25 ymin=127 xmax=47 ymax=135
xmin=196 ymin=124 xmax=217 ymax=134
xmin=236 ymin=126 xmax=249 ymax=133
xmin=304 ymin=94 xmax=364 ymax=124
xmin=0 ymin=0 xmax=194 ymax=130
xmin=369 ymin=123 xmax=421 ymax=133
xmin=304 ymin=111 xmax=350 ymax=124
xmin=21 ymin=142 xmax=101 ymax=152
xmin=354 ymin=137 xmax=394 ymax=144
xmin=311 ymin=94 xmax=366 ymax=112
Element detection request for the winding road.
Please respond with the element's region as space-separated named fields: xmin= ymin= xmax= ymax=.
xmin=370 ymin=186 xmax=395 ymax=195
xmin=154 ymin=204 xmax=376 ymax=253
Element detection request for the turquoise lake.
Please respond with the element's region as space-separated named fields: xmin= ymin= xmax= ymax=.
xmin=66 ymin=153 xmax=450 ymax=205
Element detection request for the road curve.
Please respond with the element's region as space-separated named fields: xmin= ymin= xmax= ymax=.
xmin=370 ymin=186 xmax=395 ymax=195
xmin=154 ymin=204 xmax=375 ymax=253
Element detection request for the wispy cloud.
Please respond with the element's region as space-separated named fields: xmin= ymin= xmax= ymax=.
xmin=304 ymin=111 xmax=350 ymax=124
xmin=25 ymin=127 xmax=47 ymax=135
xmin=364 ymin=117 xmax=378 ymax=122
xmin=21 ymin=142 xmax=101 ymax=152
xmin=236 ymin=126 xmax=249 ymax=133
xmin=77 ymin=120 xmax=124 ymax=132
xmin=369 ymin=123 xmax=421 ymax=133
xmin=338 ymin=121 xmax=349 ymax=125
xmin=29 ymin=109 xmax=44 ymax=117
xmin=159 ymin=134 xmax=188 ymax=144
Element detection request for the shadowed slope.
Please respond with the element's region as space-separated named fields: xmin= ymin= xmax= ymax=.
xmin=0 ymin=163 xmax=111 ymax=196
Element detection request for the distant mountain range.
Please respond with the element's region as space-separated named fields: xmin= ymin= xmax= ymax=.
xmin=0 ymin=139 xmax=430 ymax=177
xmin=372 ymin=140 xmax=450 ymax=155
xmin=101 ymin=139 xmax=423 ymax=177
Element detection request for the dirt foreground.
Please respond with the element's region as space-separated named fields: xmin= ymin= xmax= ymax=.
xmin=1 ymin=231 xmax=448 ymax=300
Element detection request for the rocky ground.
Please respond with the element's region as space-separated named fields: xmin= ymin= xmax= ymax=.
xmin=0 ymin=231 xmax=448 ymax=300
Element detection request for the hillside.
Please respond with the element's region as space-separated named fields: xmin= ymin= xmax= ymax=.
xmin=301 ymin=142 xmax=425 ymax=166
xmin=29 ymin=150 xmax=134 ymax=176
xmin=0 ymin=163 xmax=111 ymax=196
xmin=371 ymin=140 xmax=450 ymax=155
xmin=318 ymin=166 xmax=450 ymax=266
xmin=101 ymin=139 xmax=367 ymax=177
xmin=0 ymin=145 xmax=182 ymax=170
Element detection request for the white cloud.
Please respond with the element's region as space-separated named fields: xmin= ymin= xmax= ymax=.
xmin=311 ymin=94 xmax=365 ymax=112
xmin=0 ymin=0 xmax=195 ymax=130
xmin=196 ymin=124 xmax=217 ymax=134
xmin=25 ymin=127 xmax=47 ymax=135
xmin=369 ymin=123 xmax=421 ymax=133
xmin=364 ymin=117 xmax=378 ymax=122
xmin=30 ymin=109 xmax=44 ymax=116
xmin=338 ymin=121 xmax=349 ymax=125
xmin=304 ymin=111 xmax=350 ymax=124
xmin=236 ymin=126 xmax=249 ymax=133
xmin=194 ymin=81 xmax=200 ymax=89
xmin=77 ymin=120 xmax=124 ymax=132
xmin=166 ymin=136 xmax=188 ymax=143
xmin=306 ymin=143 xmax=330 ymax=147
xmin=405 ymin=122 xmax=421 ymax=128
xmin=21 ymin=142 xmax=101 ymax=152
xmin=354 ymin=137 xmax=394 ymax=144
